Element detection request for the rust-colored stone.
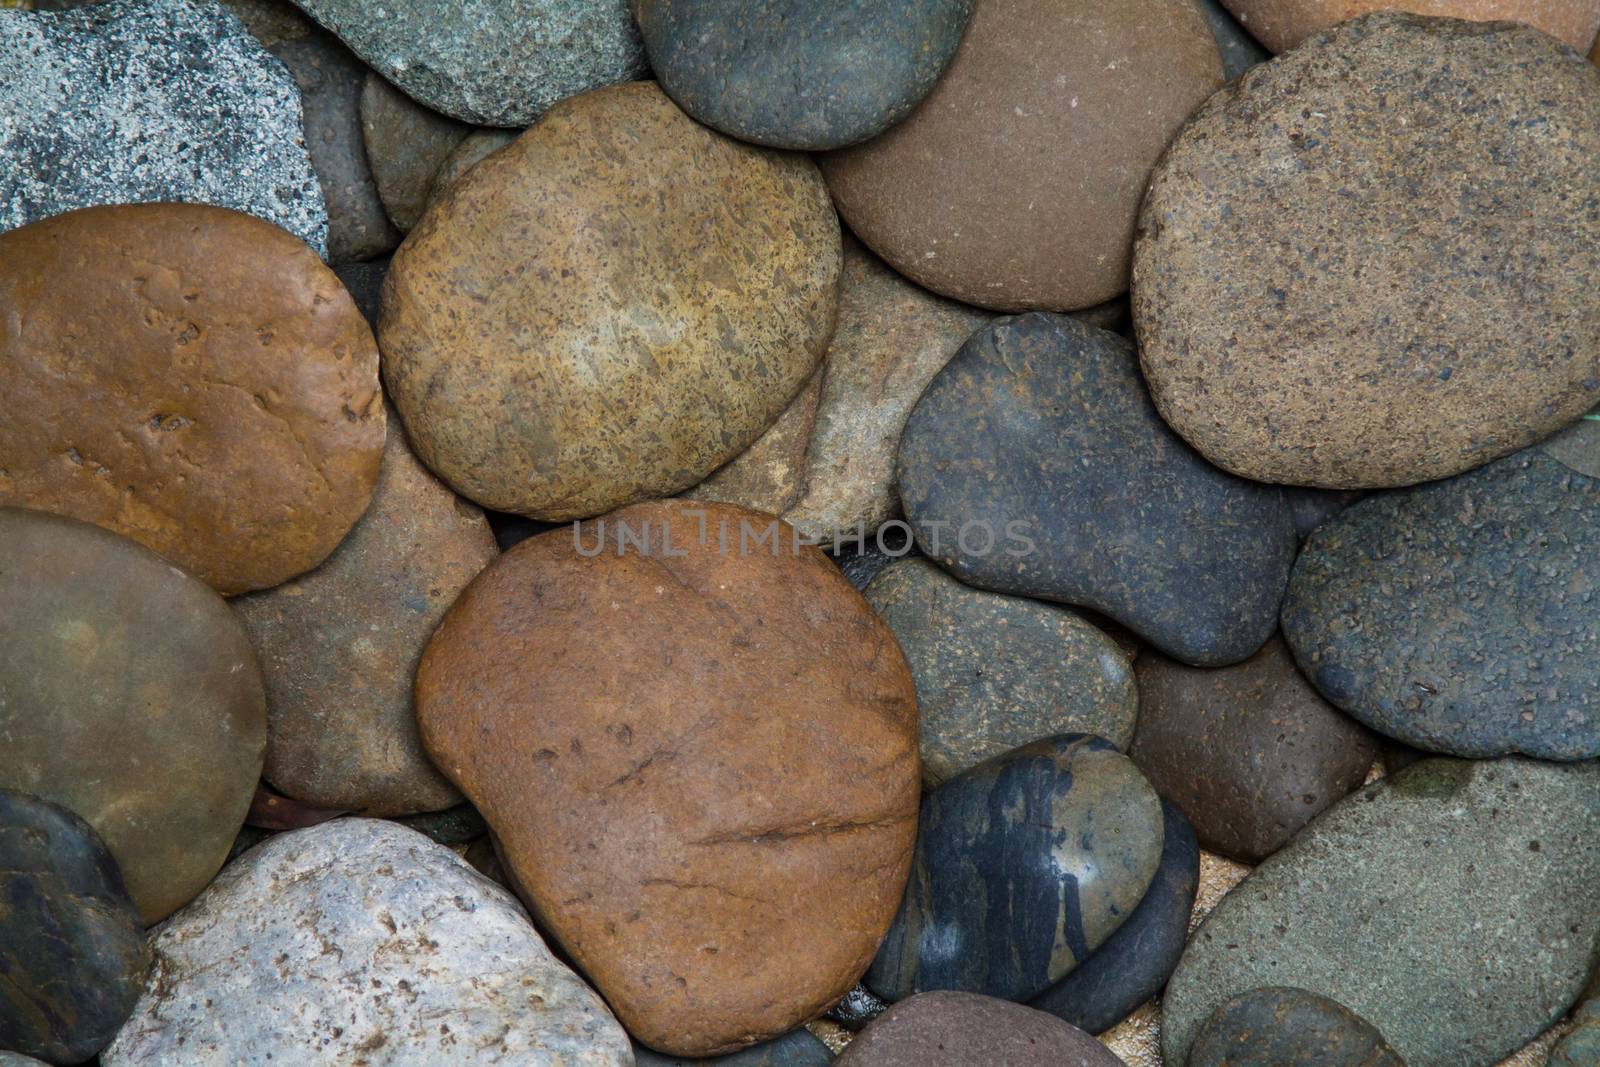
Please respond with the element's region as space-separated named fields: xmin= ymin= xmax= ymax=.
xmin=381 ymin=82 xmax=840 ymax=520
xmin=0 ymin=202 xmax=384 ymax=595
xmin=1221 ymin=0 xmax=1600 ymax=52
xmin=416 ymin=500 xmax=919 ymax=1056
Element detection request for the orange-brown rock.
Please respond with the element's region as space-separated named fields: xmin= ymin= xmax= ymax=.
xmin=1221 ymin=0 xmax=1600 ymax=53
xmin=0 ymin=203 xmax=384 ymax=595
xmin=416 ymin=500 xmax=919 ymax=1056
xmin=381 ymin=81 xmax=840 ymax=521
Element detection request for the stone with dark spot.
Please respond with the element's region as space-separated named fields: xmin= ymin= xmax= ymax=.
xmin=1190 ymin=987 xmax=1407 ymax=1067
xmin=0 ymin=790 xmax=149 ymax=1064
xmin=0 ymin=201 xmax=385 ymax=595
xmin=381 ymin=82 xmax=840 ymax=520
xmin=1197 ymin=0 xmax=1268 ymax=80
xmin=633 ymin=0 xmax=972 ymax=151
xmin=864 ymin=557 xmax=1138 ymax=787
xmin=1134 ymin=13 xmax=1600 ymax=489
xmin=1029 ymin=801 xmax=1198 ymax=1036
xmin=359 ymin=71 xmax=472 ymax=233
xmin=0 ymin=509 xmax=267 ymax=924
xmin=1219 ymin=0 xmax=1600 ymax=52
xmin=897 ymin=312 xmax=1297 ymax=667
xmin=1281 ymin=424 xmax=1600 ymax=760
xmin=634 ymin=1029 xmax=835 ymax=1065
xmin=1161 ymin=758 xmax=1600 ymax=1067
xmin=837 ymin=992 xmax=1123 ymax=1066
xmin=416 ymin=501 xmax=919 ymax=1056
xmin=1129 ymin=636 xmax=1378 ymax=862
xmin=867 ymin=735 xmax=1163 ymax=1004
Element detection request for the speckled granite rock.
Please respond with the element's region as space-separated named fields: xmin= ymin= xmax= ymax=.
xmin=0 ymin=0 xmax=326 ymax=254
xmin=1031 ymin=801 xmax=1199 ymax=1035
xmin=1134 ymin=13 xmax=1600 ymax=489
xmin=897 ymin=313 xmax=1297 ymax=666
xmin=0 ymin=202 xmax=384 ymax=595
xmin=634 ymin=0 xmax=972 ymax=150
xmin=865 ymin=558 xmax=1138 ymax=787
xmin=0 ymin=790 xmax=149 ymax=1064
xmin=1162 ymin=758 xmax=1600 ymax=1067
xmin=290 ymin=0 xmax=645 ymax=125
xmin=839 ymin=992 xmax=1122 ymax=1066
xmin=0 ymin=509 xmax=266 ymax=924
xmin=684 ymin=365 xmax=825 ymax=517
xmin=1190 ymin=987 xmax=1406 ymax=1067
xmin=1551 ymin=990 xmax=1600 ymax=1067
xmin=634 ymin=1029 xmax=835 ymax=1066
xmin=1219 ymin=0 xmax=1600 ymax=52
xmin=1281 ymin=427 xmax=1600 ymax=761
xmin=381 ymin=82 xmax=839 ymax=520
xmin=1197 ymin=0 xmax=1268 ymax=79
xmin=868 ymin=735 xmax=1163 ymax=1003
xmin=359 ymin=71 xmax=472 ymax=232
xmin=1129 ymin=637 xmax=1379 ymax=862
xmin=103 ymin=819 xmax=630 ymax=1066
xmin=820 ymin=0 xmax=1221 ymax=312
xmin=233 ymin=412 xmax=497 ymax=816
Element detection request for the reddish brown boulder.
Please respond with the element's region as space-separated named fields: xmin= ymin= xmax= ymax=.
xmin=1221 ymin=0 xmax=1600 ymax=53
xmin=0 ymin=202 xmax=384 ymax=595
xmin=416 ymin=500 xmax=920 ymax=1056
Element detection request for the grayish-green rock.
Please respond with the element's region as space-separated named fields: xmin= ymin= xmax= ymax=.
xmin=633 ymin=1029 xmax=834 ymax=1065
xmin=1551 ymin=987 xmax=1600 ymax=1067
xmin=359 ymin=72 xmax=472 ymax=232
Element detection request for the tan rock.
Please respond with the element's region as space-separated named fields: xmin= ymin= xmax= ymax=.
xmin=416 ymin=500 xmax=919 ymax=1056
xmin=1221 ymin=0 xmax=1600 ymax=53
xmin=430 ymin=127 xmax=518 ymax=202
xmin=0 ymin=202 xmax=385 ymax=594
xmin=381 ymin=81 xmax=840 ymax=520
xmin=685 ymin=364 xmax=825 ymax=516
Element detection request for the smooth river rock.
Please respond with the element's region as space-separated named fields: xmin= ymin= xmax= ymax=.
xmin=1129 ymin=636 xmax=1379 ymax=862
xmin=1220 ymin=0 xmax=1600 ymax=52
xmin=233 ymin=412 xmax=498 ymax=816
xmin=1134 ymin=13 xmax=1600 ymax=489
xmin=0 ymin=509 xmax=266 ymax=924
xmin=1189 ymin=987 xmax=1407 ymax=1067
xmin=684 ymin=365 xmax=826 ymax=517
xmin=634 ymin=1029 xmax=835 ymax=1066
xmin=0 ymin=0 xmax=327 ymax=254
xmin=289 ymin=0 xmax=645 ymax=125
xmin=820 ymin=0 xmax=1222 ymax=312
xmin=1281 ymin=426 xmax=1600 ymax=761
xmin=838 ymin=992 xmax=1123 ymax=1067
xmin=1551 ymin=989 xmax=1600 ymax=1067
xmin=0 ymin=202 xmax=385 ymax=595
xmin=1162 ymin=757 xmax=1600 ymax=1067
xmin=359 ymin=72 xmax=472 ymax=233
xmin=0 ymin=790 xmax=149 ymax=1064
xmin=897 ymin=313 xmax=1298 ymax=667
xmin=416 ymin=501 xmax=919 ymax=1056
xmin=381 ymin=82 xmax=840 ymax=520
xmin=864 ymin=557 xmax=1138 ymax=787
xmin=634 ymin=0 xmax=972 ymax=150
xmin=102 ymin=819 xmax=631 ymax=1066
xmin=867 ymin=735 xmax=1164 ymax=1003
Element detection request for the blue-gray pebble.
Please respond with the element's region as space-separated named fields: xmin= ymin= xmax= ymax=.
xmin=1195 ymin=0 xmax=1269 ymax=80
xmin=634 ymin=1028 xmax=834 ymax=1065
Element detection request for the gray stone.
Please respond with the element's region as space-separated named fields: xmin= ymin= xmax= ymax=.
xmin=1551 ymin=985 xmax=1600 ymax=1067
xmin=1189 ymin=987 xmax=1406 ymax=1067
xmin=103 ymin=819 xmax=631 ymax=1066
xmin=290 ymin=0 xmax=647 ymax=126
xmin=359 ymin=71 xmax=471 ymax=233
xmin=634 ymin=1029 xmax=834 ymax=1065
xmin=0 ymin=0 xmax=327 ymax=255
xmin=1196 ymin=0 xmax=1267 ymax=80
xmin=1162 ymin=758 xmax=1600 ymax=1067
xmin=864 ymin=557 xmax=1138 ymax=788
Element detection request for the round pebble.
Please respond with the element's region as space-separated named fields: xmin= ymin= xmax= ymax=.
xmin=1220 ymin=0 xmax=1600 ymax=53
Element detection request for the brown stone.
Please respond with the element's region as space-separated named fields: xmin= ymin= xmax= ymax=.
xmin=1133 ymin=13 xmax=1600 ymax=488
xmin=0 ymin=202 xmax=385 ymax=594
xmin=359 ymin=71 xmax=472 ymax=233
xmin=684 ymin=364 xmax=825 ymax=516
xmin=233 ymin=413 xmax=497 ymax=816
xmin=0 ymin=508 xmax=266 ymax=923
xmin=1220 ymin=0 xmax=1600 ymax=52
xmin=819 ymin=0 xmax=1221 ymax=312
xmin=1129 ymin=637 xmax=1377 ymax=863
xmin=382 ymin=82 xmax=840 ymax=520
xmin=415 ymin=500 xmax=919 ymax=1056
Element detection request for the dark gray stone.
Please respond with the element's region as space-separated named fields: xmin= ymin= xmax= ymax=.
xmin=1189 ymin=987 xmax=1406 ymax=1067
xmin=332 ymin=255 xmax=388 ymax=329
xmin=1196 ymin=0 xmax=1268 ymax=80
xmin=0 ymin=790 xmax=149 ymax=1064
xmin=0 ymin=0 xmax=327 ymax=255
xmin=391 ymin=803 xmax=486 ymax=846
xmin=634 ymin=1029 xmax=834 ymax=1065
xmin=1282 ymin=428 xmax=1600 ymax=760
xmin=825 ymin=984 xmax=889 ymax=1032
xmin=633 ymin=0 xmax=972 ymax=150
xmin=897 ymin=312 xmax=1297 ymax=667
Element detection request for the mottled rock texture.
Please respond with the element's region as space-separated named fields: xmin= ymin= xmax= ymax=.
xmin=865 ymin=558 xmax=1138 ymax=787
xmin=0 ymin=202 xmax=384 ymax=595
xmin=234 ymin=413 xmax=497 ymax=816
xmin=289 ymin=0 xmax=646 ymax=125
xmin=634 ymin=0 xmax=972 ymax=150
xmin=0 ymin=508 xmax=266 ymax=923
xmin=1162 ymin=758 xmax=1600 ymax=1067
xmin=820 ymin=0 xmax=1221 ymax=311
xmin=359 ymin=71 xmax=471 ymax=233
xmin=838 ymin=992 xmax=1123 ymax=1066
xmin=0 ymin=790 xmax=149 ymax=1064
xmin=1189 ymin=987 xmax=1407 ymax=1067
xmin=0 ymin=0 xmax=326 ymax=253
xmin=381 ymin=82 xmax=840 ymax=520
xmin=102 ymin=819 xmax=631 ymax=1066
xmin=416 ymin=501 xmax=919 ymax=1056
xmin=897 ymin=313 xmax=1297 ymax=666
xmin=685 ymin=365 xmax=825 ymax=517
xmin=1220 ymin=0 xmax=1600 ymax=52
xmin=1134 ymin=13 xmax=1600 ymax=488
